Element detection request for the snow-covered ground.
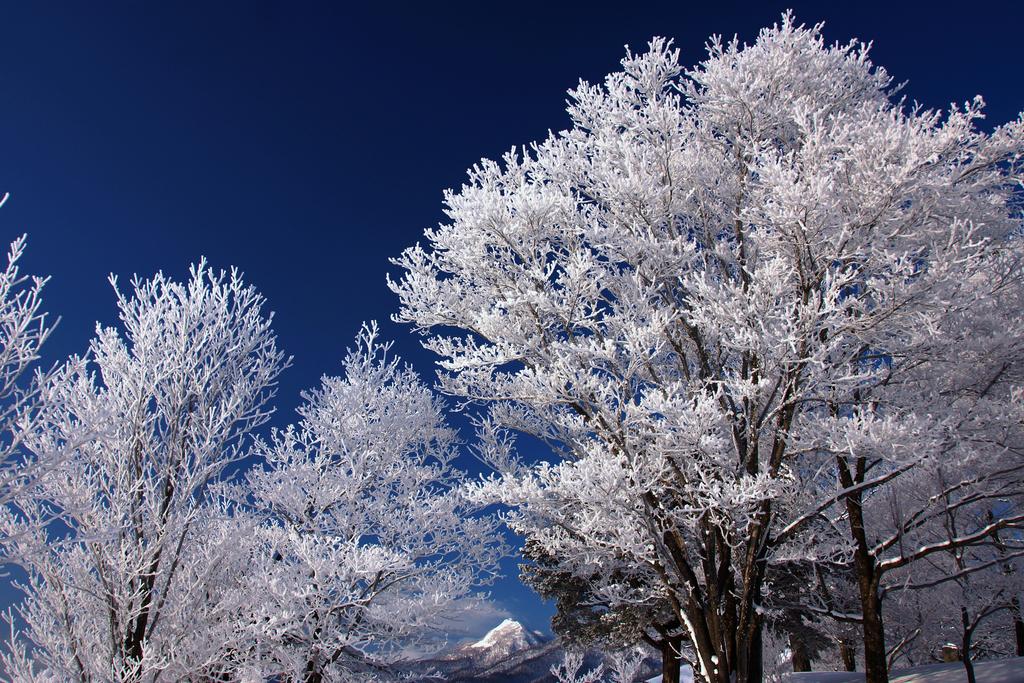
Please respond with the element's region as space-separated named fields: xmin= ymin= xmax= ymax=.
xmin=782 ymin=657 xmax=1024 ymax=682
xmin=645 ymin=658 xmax=1024 ymax=683
xmin=645 ymin=668 xmax=694 ymax=683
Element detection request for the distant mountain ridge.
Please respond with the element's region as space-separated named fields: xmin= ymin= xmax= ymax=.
xmin=401 ymin=619 xmax=660 ymax=682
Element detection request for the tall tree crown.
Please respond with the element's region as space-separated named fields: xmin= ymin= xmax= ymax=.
xmin=390 ymin=14 xmax=1024 ymax=683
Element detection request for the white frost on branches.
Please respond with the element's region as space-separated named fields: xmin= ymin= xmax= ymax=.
xmin=551 ymin=650 xmax=604 ymax=683
xmin=227 ymin=324 xmax=507 ymax=681
xmin=1 ymin=263 xmax=289 ymax=681
xmin=390 ymin=13 xmax=1024 ymax=683
xmin=0 ymin=234 xmax=56 ymax=508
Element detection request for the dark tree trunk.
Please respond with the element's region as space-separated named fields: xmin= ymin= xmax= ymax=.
xmin=1013 ymin=597 xmax=1024 ymax=656
xmin=304 ymin=658 xmax=323 ymax=683
xmin=686 ymin=616 xmax=762 ymax=683
xmin=858 ymin=581 xmax=888 ymax=683
xmin=123 ymin=569 xmax=159 ymax=682
xmin=962 ymin=655 xmax=977 ymax=683
xmin=733 ymin=525 xmax=767 ymax=683
xmin=685 ymin=607 xmax=753 ymax=683
xmin=961 ymin=607 xmax=977 ymax=683
xmin=790 ymin=632 xmax=812 ymax=672
xmin=839 ymin=641 xmax=857 ymax=671
xmin=838 ymin=455 xmax=889 ymax=683
xmin=737 ymin=620 xmax=763 ymax=683
xmin=661 ymin=634 xmax=683 ymax=683
xmin=990 ymin=514 xmax=1024 ymax=658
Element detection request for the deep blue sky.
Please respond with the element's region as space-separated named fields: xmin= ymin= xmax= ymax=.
xmin=0 ymin=1 xmax=1021 ymax=637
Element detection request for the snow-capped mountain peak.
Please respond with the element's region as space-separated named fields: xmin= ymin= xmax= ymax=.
xmin=469 ymin=618 xmax=540 ymax=651
xmin=444 ymin=618 xmax=549 ymax=667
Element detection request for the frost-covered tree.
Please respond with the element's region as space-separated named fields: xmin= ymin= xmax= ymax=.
xmin=231 ymin=325 xmax=506 ymax=682
xmin=390 ymin=14 xmax=1024 ymax=683
xmin=879 ymin=489 xmax=1024 ymax=682
xmin=885 ymin=559 xmax=1020 ymax=675
xmin=827 ymin=418 xmax=1024 ymax=680
xmin=1 ymin=263 xmax=288 ymax=681
xmin=0 ymin=233 xmax=56 ymax=509
xmin=551 ymin=650 xmax=604 ymax=683
xmin=759 ymin=561 xmax=831 ymax=673
xmin=522 ymin=540 xmax=688 ymax=682
xmin=776 ymin=560 xmax=862 ymax=672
